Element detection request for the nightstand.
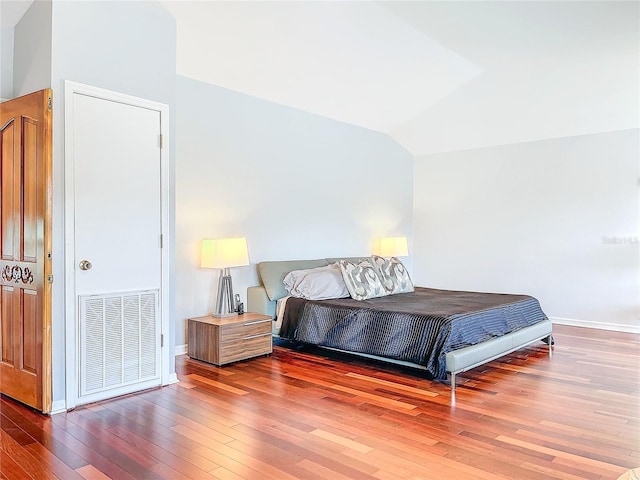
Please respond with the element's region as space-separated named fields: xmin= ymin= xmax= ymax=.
xmin=187 ymin=313 xmax=272 ymax=366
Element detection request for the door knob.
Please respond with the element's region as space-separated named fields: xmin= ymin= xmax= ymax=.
xmin=79 ymin=260 xmax=92 ymax=271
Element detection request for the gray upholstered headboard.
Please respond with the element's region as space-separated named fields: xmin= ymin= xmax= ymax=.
xmin=247 ymin=256 xmax=369 ymax=319
xmin=257 ymin=259 xmax=329 ymax=301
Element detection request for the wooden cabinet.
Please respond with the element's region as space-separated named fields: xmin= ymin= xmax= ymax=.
xmin=187 ymin=313 xmax=272 ymax=366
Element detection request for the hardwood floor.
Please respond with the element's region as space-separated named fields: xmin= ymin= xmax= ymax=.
xmin=1 ymin=325 xmax=638 ymax=480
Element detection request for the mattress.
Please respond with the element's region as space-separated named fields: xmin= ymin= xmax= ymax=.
xmin=278 ymin=287 xmax=549 ymax=380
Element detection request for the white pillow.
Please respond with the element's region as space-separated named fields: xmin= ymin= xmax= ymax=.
xmin=283 ymin=266 xmax=322 ymax=293
xmin=283 ymin=264 xmax=350 ymax=300
xmin=338 ymin=259 xmax=387 ymax=301
xmin=371 ymin=255 xmax=414 ymax=295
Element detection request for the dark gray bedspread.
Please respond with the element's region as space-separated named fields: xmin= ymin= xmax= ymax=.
xmin=279 ymin=287 xmax=548 ymax=380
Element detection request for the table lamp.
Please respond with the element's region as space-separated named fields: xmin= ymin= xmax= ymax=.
xmin=201 ymin=237 xmax=250 ymax=317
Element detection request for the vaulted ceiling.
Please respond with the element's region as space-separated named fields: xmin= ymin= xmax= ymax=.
xmin=0 ymin=0 xmax=32 ymax=26
xmin=162 ymin=0 xmax=640 ymax=156
xmin=4 ymin=1 xmax=638 ymax=155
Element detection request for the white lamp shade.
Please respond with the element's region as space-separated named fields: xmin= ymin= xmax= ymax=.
xmin=379 ymin=237 xmax=409 ymax=257
xmin=201 ymin=237 xmax=249 ymax=269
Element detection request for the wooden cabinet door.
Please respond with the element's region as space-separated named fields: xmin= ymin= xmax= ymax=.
xmin=0 ymin=89 xmax=52 ymax=413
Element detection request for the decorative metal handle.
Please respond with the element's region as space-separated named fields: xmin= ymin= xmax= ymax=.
xmin=243 ymin=319 xmax=271 ymax=326
xmin=79 ymin=260 xmax=92 ymax=271
xmin=243 ymin=332 xmax=272 ymax=340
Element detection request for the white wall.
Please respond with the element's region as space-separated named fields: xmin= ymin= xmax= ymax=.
xmin=47 ymin=0 xmax=177 ymax=409
xmin=175 ymin=76 xmax=414 ymax=347
xmin=413 ymin=129 xmax=639 ymax=333
xmin=13 ymin=0 xmax=51 ymax=97
xmin=0 ymin=25 xmax=14 ymax=99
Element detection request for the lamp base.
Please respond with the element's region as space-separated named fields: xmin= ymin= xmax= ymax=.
xmin=213 ymin=271 xmax=238 ymax=317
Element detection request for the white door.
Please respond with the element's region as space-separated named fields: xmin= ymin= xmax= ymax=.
xmin=67 ymin=87 xmax=165 ymax=406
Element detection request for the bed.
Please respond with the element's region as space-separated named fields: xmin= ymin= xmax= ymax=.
xmin=247 ymin=257 xmax=553 ymax=402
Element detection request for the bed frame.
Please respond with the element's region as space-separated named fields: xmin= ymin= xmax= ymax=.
xmin=247 ymin=258 xmax=553 ymax=403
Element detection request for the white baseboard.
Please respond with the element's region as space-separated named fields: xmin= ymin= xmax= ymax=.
xmin=165 ymin=372 xmax=179 ymax=385
xmin=175 ymin=344 xmax=187 ymax=356
xmin=551 ymin=317 xmax=640 ymax=334
xmin=50 ymin=400 xmax=67 ymax=415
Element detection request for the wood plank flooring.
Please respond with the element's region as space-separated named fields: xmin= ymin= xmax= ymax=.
xmin=1 ymin=325 xmax=638 ymax=479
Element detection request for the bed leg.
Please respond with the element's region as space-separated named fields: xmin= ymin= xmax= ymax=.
xmin=450 ymin=372 xmax=456 ymax=406
xmin=547 ymin=335 xmax=553 ymax=358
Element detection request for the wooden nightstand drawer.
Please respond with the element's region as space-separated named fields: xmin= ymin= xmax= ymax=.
xmin=219 ymin=333 xmax=272 ymax=365
xmin=187 ymin=313 xmax=272 ymax=366
xmin=221 ymin=318 xmax=271 ymax=344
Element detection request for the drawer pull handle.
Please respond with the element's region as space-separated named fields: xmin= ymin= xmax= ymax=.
xmin=243 ymin=332 xmax=272 ymax=340
xmin=243 ymin=320 xmax=271 ymax=326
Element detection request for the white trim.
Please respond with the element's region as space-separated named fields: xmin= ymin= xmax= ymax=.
xmin=50 ymin=400 xmax=67 ymax=415
xmin=76 ymin=378 xmax=163 ymax=406
xmin=64 ymin=82 xmax=77 ymax=410
xmin=551 ymin=316 xmax=640 ymax=334
xmin=64 ymin=80 xmax=172 ymax=410
xmin=167 ymin=373 xmax=179 ymax=384
xmin=175 ymin=344 xmax=187 ymax=356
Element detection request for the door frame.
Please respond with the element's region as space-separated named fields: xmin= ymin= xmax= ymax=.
xmin=63 ymin=81 xmax=173 ymax=410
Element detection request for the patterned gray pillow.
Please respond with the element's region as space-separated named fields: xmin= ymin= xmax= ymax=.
xmin=338 ymin=259 xmax=387 ymax=300
xmin=371 ymin=255 xmax=414 ymax=295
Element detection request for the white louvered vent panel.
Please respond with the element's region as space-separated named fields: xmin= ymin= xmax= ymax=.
xmin=140 ymin=293 xmax=157 ymax=378
xmin=123 ymin=295 xmax=141 ymax=382
xmin=104 ymin=297 xmax=123 ymax=387
xmin=80 ymin=290 xmax=160 ymax=398
xmin=84 ymin=298 xmax=105 ymax=392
